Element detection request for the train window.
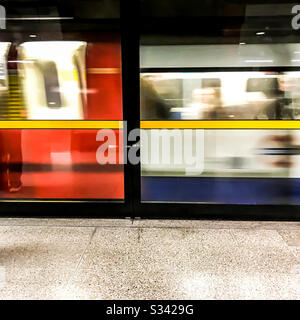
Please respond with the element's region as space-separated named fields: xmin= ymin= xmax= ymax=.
xmin=140 ymin=72 xmax=299 ymax=120
xmin=202 ymin=78 xmax=221 ymax=88
xmin=37 ymin=61 xmax=62 ymax=109
xmin=246 ymin=78 xmax=279 ymax=94
xmin=140 ymin=71 xmax=300 ymax=205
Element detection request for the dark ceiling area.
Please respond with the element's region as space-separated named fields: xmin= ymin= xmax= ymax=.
xmin=0 ymin=0 xmax=121 ymax=40
xmin=1 ymin=0 xmax=120 ymax=19
xmin=0 ymin=1 xmax=299 ymax=44
xmin=140 ymin=0 xmax=297 ymax=18
xmin=139 ymin=0 xmax=300 ymax=45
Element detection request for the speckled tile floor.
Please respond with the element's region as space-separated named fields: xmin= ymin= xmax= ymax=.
xmin=0 ymin=218 xmax=299 ymax=300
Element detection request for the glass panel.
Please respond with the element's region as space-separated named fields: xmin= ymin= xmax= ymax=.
xmin=0 ymin=0 xmax=124 ymax=201
xmin=140 ymin=0 xmax=300 ymax=205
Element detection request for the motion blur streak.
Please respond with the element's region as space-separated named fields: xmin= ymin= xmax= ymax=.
xmin=140 ymin=44 xmax=300 ymax=205
xmin=0 ymin=39 xmax=124 ymax=200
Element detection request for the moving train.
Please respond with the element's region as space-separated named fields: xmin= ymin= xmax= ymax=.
xmin=0 ymin=39 xmax=124 ymax=199
xmin=140 ymin=43 xmax=300 ymax=205
xmin=2 ymin=39 xmax=300 ymax=205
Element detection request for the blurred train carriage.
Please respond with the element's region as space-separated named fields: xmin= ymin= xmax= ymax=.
xmin=2 ymin=34 xmax=300 ymax=205
xmin=0 ymin=37 xmax=124 ymax=199
xmin=140 ymin=43 xmax=300 ymax=204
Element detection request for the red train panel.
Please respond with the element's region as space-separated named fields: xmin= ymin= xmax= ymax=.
xmin=86 ymin=42 xmax=123 ymax=120
xmin=0 ymin=38 xmax=124 ymax=200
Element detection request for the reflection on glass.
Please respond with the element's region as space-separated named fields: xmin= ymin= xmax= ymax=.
xmin=140 ymin=72 xmax=300 ymax=120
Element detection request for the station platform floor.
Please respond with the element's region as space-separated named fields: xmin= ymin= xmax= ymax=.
xmin=0 ymin=218 xmax=299 ymax=300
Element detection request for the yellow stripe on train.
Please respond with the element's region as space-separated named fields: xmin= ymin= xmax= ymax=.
xmin=0 ymin=121 xmax=123 ymax=129
xmin=140 ymin=120 xmax=300 ymax=129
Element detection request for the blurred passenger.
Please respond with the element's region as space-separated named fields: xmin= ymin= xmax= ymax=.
xmin=249 ymin=77 xmax=294 ymax=120
xmin=0 ymin=132 xmax=6 ymax=192
xmin=140 ymin=78 xmax=172 ymax=120
xmin=191 ymin=87 xmax=225 ymax=119
xmin=247 ymin=92 xmax=270 ymax=119
xmin=203 ymin=88 xmax=226 ymax=119
xmin=0 ymin=130 xmax=23 ymax=192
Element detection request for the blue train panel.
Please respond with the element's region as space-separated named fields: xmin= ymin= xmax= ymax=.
xmin=141 ymin=177 xmax=300 ymax=205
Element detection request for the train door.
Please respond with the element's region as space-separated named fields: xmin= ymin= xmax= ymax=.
xmin=18 ymin=41 xmax=87 ymax=120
